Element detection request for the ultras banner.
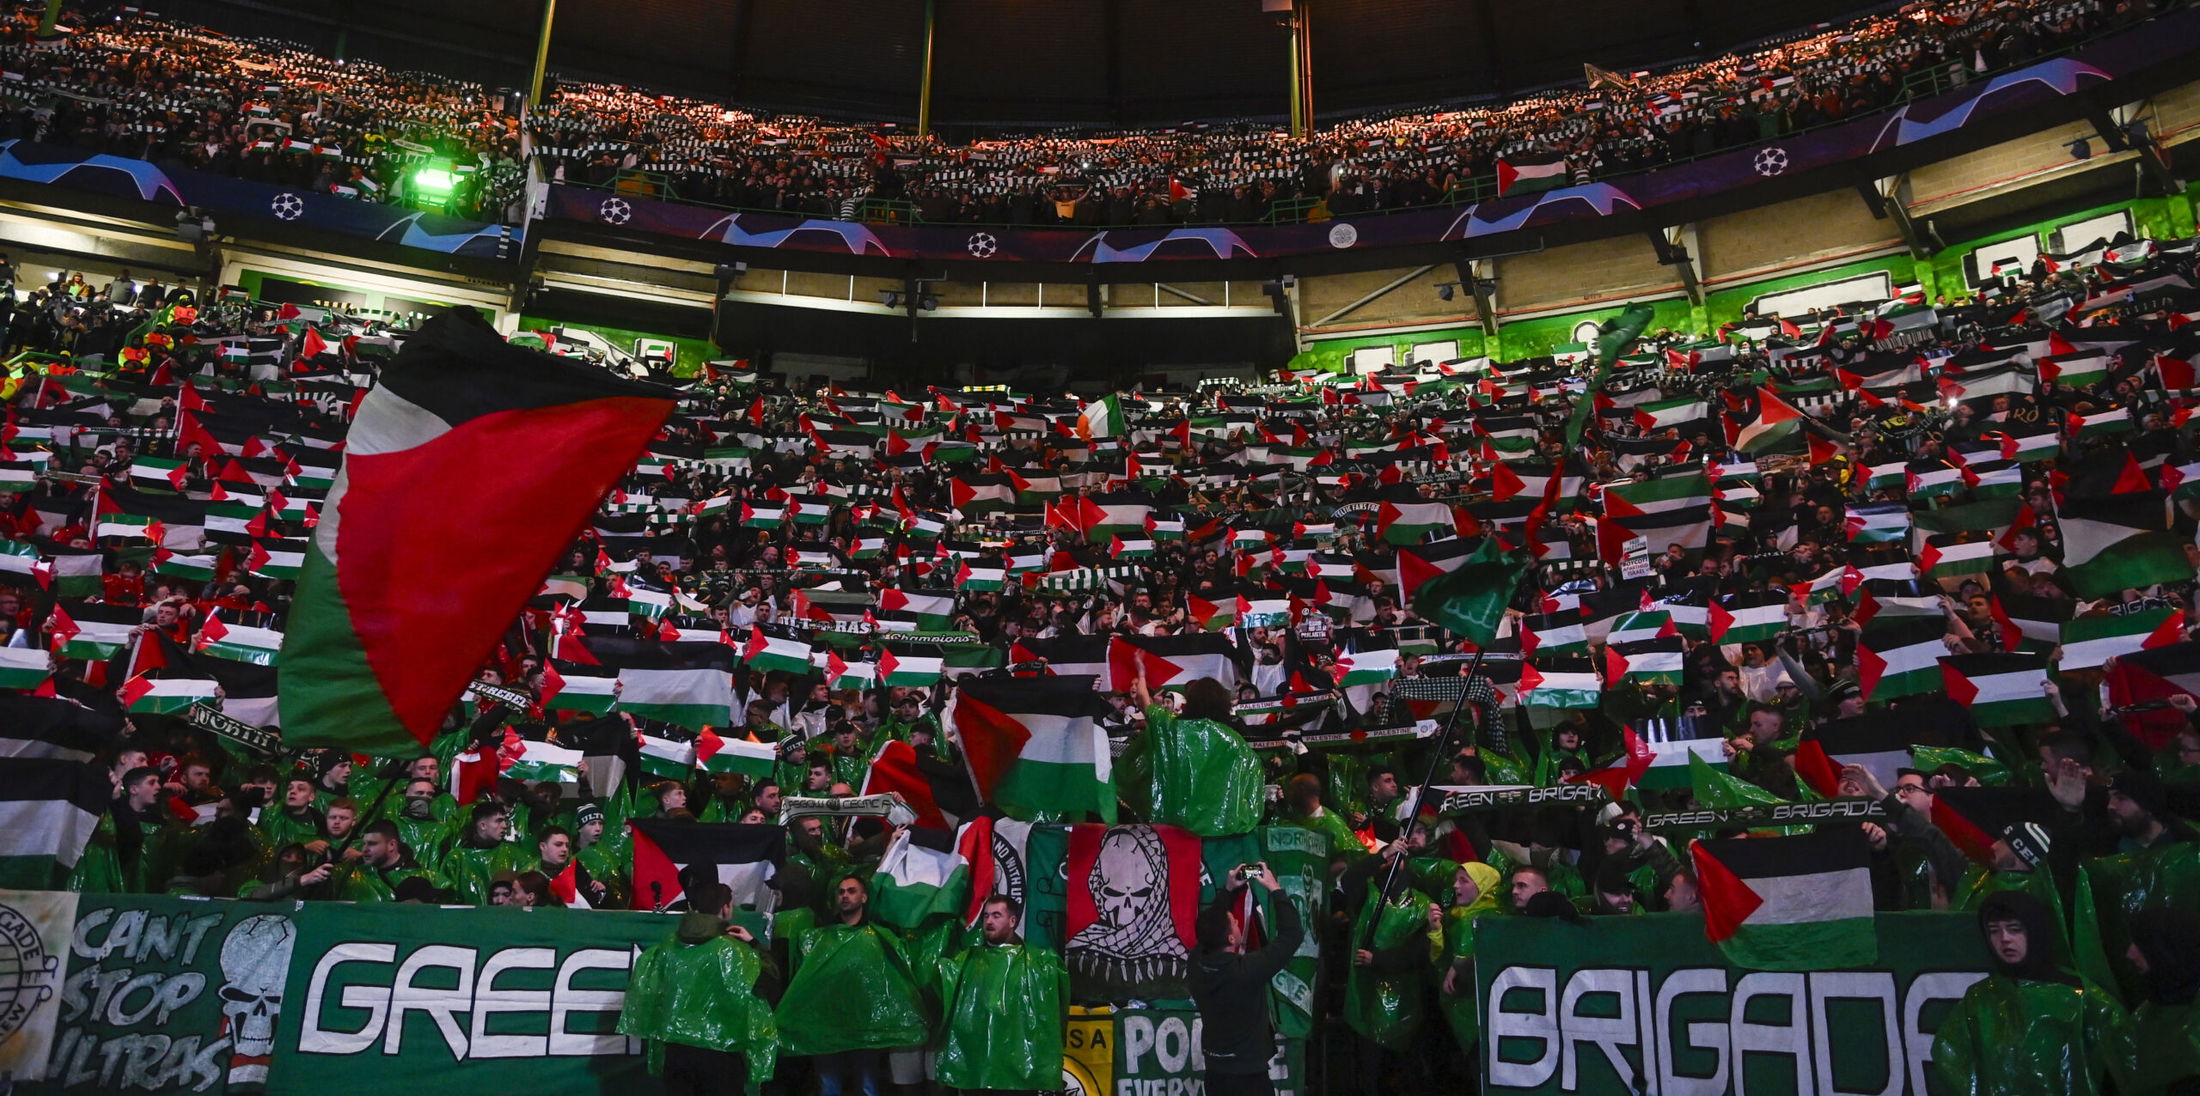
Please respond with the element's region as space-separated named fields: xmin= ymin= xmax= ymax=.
xmin=1474 ymin=912 xmax=1993 ymax=1096
xmin=5 ymin=892 xmax=671 ymax=1096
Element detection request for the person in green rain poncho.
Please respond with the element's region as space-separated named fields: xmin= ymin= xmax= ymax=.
xmin=73 ymin=766 xmax=179 ymax=893
xmin=2122 ymin=907 xmax=2200 ymax=1095
xmin=773 ymin=873 xmax=932 ymax=1096
xmin=934 ymin=895 xmax=1068 ymax=1093
xmin=1931 ymin=891 xmax=2137 ymax=1096
xmin=618 ymin=881 xmax=780 ymax=1096
xmin=1435 ymin=861 xmax=1503 ymax=1054
xmin=1338 ymin=832 xmax=1443 ymax=1091
xmin=1119 ymin=672 xmax=1265 ymax=836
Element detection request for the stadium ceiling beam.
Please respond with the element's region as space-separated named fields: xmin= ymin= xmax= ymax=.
xmin=2085 ymin=106 xmax=2179 ymax=197
xmin=1857 ymin=174 xmax=1930 ymax=259
xmin=1645 ymin=227 xmax=1704 ymax=307
xmin=1307 ymin=264 xmax=1437 ymax=328
xmin=1457 ymin=256 xmax=1498 ymax=337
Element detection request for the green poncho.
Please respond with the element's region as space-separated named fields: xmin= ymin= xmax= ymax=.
xmin=2127 ymin=1000 xmax=2200 ymax=1095
xmin=1930 ymin=975 xmax=2136 ymax=1096
xmin=1343 ymin=886 xmax=1435 ymax=1051
xmin=775 ymin=921 xmax=932 ymax=1056
xmin=1116 ymin=706 xmax=1265 ymax=836
xmin=619 ymin=915 xmax=778 ymax=1082
xmin=935 ymin=933 xmax=1068 ymax=1091
xmin=1438 ymin=862 xmax=1503 ymax=1052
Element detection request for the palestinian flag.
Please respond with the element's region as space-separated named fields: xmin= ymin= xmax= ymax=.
xmin=120 ymin=675 xmax=220 ymax=714
xmin=1077 ymin=395 xmax=1126 ymax=440
xmin=696 ymin=729 xmax=778 ymax=778
xmin=1729 ymin=390 xmax=1812 ymax=455
xmin=1606 ymin=609 xmax=1677 ymax=646
xmin=955 ymin=559 xmax=1007 ymax=591
xmin=869 ymin=828 xmax=969 ymax=926
xmin=878 ymin=589 xmax=956 ymax=629
xmin=1641 ymin=738 xmax=1730 ymax=791
xmin=1690 ymin=829 xmax=1876 ymax=971
xmin=1929 ymin=786 xmax=2051 ymax=865
xmin=1495 ymin=152 xmax=1568 ymax=196
xmin=636 ymin=732 xmax=697 ymax=779
xmin=739 ymin=502 xmax=784 ymax=529
xmin=1938 ymin=653 xmax=2055 ymax=727
xmin=193 ymin=611 xmax=283 ymax=666
xmin=0 ymin=694 xmax=122 ymax=763
xmin=1710 ymin=590 xmax=1788 ymax=644
xmin=541 ymin=662 xmax=619 ymax=714
xmin=1857 ymin=617 xmax=1945 ymax=701
xmin=1916 ymin=536 xmax=1998 ymax=586
xmin=1843 ymin=503 xmax=1911 ymax=545
xmin=49 ymin=602 xmax=140 ymax=661
xmin=742 ymin=626 xmax=815 ymax=675
xmin=1009 ymin=636 xmax=1109 ymax=680
xmin=502 ymin=734 xmax=584 ymax=782
xmin=1334 ymin=648 xmax=1400 ymax=687
xmin=1517 ymin=664 xmax=1600 ymax=709
xmin=1107 ymin=633 xmax=1240 ymax=692
xmin=618 ymin=668 xmax=733 ymax=728
xmin=1794 ymin=716 xmax=1918 ymax=796
xmin=2056 ymin=492 xmax=2193 ymax=597
xmin=627 ymin=818 xmax=785 ymax=913
xmin=0 ymin=646 xmax=52 ymax=689
xmin=278 ymin=312 xmax=677 ymax=755
xmin=1376 ymin=500 xmax=1458 ymax=546
xmin=2104 ymin=643 xmax=2200 ymax=749
xmin=860 ymin=739 xmax=949 ymax=832
xmin=1990 ymin=592 xmax=2069 ymax=653
xmin=2058 ymin=608 xmax=2182 ymax=671
xmin=1600 ymin=471 xmax=1714 ymax=556
xmin=1521 ymin=612 xmax=1587 ymax=656
xmin=0 ymin=757 xmax=112 ymax=888
xmin=951 ymin=675 xmax=1115 ymax=823
xmin=1604 ymin=636 xmax=1686 ymax=685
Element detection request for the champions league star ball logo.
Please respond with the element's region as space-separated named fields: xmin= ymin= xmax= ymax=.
xmin=599 ymin=197 xmax=632 ymax=224
xmin=1753 ymin=147 xmax=1790 ymax=176
xmin=967 ymin=232 xmax=998 ymax=258
xmin=270 ymin=193 xmax=305 ymax=220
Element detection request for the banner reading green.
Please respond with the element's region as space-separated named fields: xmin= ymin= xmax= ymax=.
xmin=267 ymin=903 xmax=673 ymax=1096
xmin=1475 ymin=911 xmax=1992 ymax=1095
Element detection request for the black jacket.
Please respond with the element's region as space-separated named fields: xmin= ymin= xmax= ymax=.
xmin=1188 ymin=892 xmax=1303 ymax=1075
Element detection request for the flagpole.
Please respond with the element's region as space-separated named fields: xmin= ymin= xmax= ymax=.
xmin=1360 ymin=646 xmax=1485 ymax=953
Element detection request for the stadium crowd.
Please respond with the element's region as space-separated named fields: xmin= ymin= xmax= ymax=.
xmin=0 ymin=0 xmax=2183 ymax=229
xmin=2 ymin=215 xmax=2200 ymax=1092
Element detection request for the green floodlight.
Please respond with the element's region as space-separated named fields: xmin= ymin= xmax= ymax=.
xmin=411 ymin=159 xmax=460 ymax=199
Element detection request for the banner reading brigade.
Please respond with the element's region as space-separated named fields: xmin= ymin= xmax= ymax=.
xmin=1475 ymin=912 xmax=1992 ymax=1096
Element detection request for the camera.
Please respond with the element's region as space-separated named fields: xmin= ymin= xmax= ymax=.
xmin=1236 ymin=865 xmax=1265 ymax=883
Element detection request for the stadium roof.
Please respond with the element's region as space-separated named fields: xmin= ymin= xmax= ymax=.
xmin=178 ymin=0 xmax=1883 ymax=127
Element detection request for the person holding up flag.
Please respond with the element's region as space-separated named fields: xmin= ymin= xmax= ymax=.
xmin=618 ymin=881 xmax=781 ymax=1096
xmin=773 ymin=873 xmax=933 ymax=1096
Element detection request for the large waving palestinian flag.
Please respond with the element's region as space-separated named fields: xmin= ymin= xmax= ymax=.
xmin=951 ymin=674 xmax=1115 ymax=823
xmin=279 ymin=311 xmax=676 ymax=754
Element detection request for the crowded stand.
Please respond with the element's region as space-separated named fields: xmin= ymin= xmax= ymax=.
xmin=0 ymin=0 xmax=2180 ymax=228
xmin=2 ymin=210 xmax=2200 ymax=1093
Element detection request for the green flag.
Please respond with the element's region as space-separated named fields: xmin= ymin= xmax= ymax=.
xmin=1562 ymin=302 xmax=1656 ymax=453
xmin=1409 ymin=537 xmax=1529 ymax=647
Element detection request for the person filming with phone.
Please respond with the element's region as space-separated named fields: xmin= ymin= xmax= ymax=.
xmin=1190 ymin=862 xmax=1303 ymax=1096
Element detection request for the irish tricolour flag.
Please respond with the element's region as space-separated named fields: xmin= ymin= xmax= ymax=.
xmin=1691 ymin=828 xmax=1876 ymax=971
xmin=950 ymin=675 xmax=1114 ymax=823
xmin=1077 ymin=395 xmax=1125 ymax=440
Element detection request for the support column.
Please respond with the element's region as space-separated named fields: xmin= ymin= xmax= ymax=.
xmin=37 ymin=0 xmax=61 ymax=37
xmin=1286 ymin=6 xmax=1304 ymax=138
xmin=528 ymin=0 xmax=557 ymax=107
xmin=918 ymin=0 xmax=939 ymax=137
